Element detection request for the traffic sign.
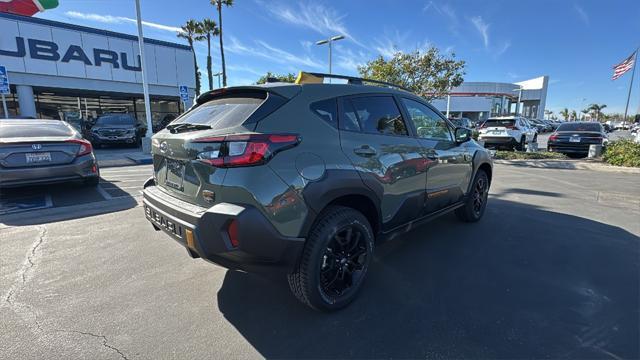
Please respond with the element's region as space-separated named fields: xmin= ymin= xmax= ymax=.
xmin=0 ymin=66 xmax=9 ymax=95
xmin=179 ymin=85 xmax=189 ymax=102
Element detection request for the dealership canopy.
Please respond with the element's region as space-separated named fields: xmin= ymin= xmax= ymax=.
xmin=0 ymin=0 xmax=58 ymax=16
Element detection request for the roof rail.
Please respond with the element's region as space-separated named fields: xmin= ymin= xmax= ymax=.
xmin=295 ymin=71 xmax=413 ymax=93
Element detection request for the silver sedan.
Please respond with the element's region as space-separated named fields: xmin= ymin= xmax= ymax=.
xmin=0 ymin=119 xmax=100 ymax=187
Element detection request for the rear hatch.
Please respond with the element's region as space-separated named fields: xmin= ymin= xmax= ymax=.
xmin=150 ymin=87 xmax=296 ymax=207
xmin=480 ymin=119 xmax=516 ymax=136
xmin=0 ymin=120 xmax=82 ymax=168
xmin=553 ymin=123 xmax=604 ymax=144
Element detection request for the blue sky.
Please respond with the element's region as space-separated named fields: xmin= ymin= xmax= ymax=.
xmin=39 ymin=0 xmax=640 ymax=115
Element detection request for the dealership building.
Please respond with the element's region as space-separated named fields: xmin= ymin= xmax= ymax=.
xmin=0 ymin=12 xmax=196 ymax=130
xmin=431 ymin=76 xmax=549 ymax=122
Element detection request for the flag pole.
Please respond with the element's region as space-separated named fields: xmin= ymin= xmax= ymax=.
xmin=622 ymin=48 xmax=638 ymax=125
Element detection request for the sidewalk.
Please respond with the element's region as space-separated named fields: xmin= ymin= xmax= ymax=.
xmin=494 ymin=158 xmax=640 ymax=173
xmin=94 ymin=147 xmax=152 ymax=168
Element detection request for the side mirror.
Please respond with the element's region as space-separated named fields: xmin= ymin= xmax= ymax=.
xmin=455 ymin=127 xmax=472 ymax=143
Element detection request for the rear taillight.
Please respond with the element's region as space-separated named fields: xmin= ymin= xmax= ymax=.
xmin=193 ymin=133 xmax=300 ymax=168
xmin=66 ymin=139 xmax=93 ymax=156
xmin=549 ymin=134 xmax=558 ymax=141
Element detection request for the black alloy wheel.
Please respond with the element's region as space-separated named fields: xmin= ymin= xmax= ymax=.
xmin=319 ymin=225 xmax=368 ymax=298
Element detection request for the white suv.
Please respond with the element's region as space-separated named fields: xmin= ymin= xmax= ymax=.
xmin=478 ymin=116 xmax=537 ymax=150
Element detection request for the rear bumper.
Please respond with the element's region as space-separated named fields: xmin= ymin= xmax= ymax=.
xmin=142 ymin=185 xmax=305 ymax=273
xmin=479 ymin=136 xmax=518 ymax=148
xmin=0 ymin=154 xmax=98 ymax=187
xmin=547 ymin=142 xmax=594 ymax=154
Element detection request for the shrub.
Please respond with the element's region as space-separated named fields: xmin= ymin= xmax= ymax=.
xmin=493 ymin=151 xmax=568 ymax=160
xmin=603 ymin=140 xmax=640 ymax=167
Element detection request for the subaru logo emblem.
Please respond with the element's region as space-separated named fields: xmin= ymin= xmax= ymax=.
xmin=159 ymin=141 xmax=168 ymax=153
xmin=32 ymin=144 xmax=42 ymax=150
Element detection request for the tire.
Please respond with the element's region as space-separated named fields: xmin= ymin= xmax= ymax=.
xmin=288 ymin=206 xmax=374 ymax=311
xmin=84 ymin=176 xmax=100 ymax=186
xmin=455 ymin=169 xmax=489 ymax=223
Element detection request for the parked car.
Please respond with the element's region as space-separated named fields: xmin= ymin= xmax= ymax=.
xmin=0 ymin=119 xmax=99 ymax=187
xmin=449 ymin=117 xmax=474 ymax=129
xmin=547 ymin=122 xmax=608 ymax=158
xmin=477 ymin=116 xmax=537 ymax=150
xmin=529 ymin=118 xmax=551 ymax=133
xmin=142 ymin=73 xmax=493 ymax=311
xmin=90 ymin=113 xmax=146 ymax=148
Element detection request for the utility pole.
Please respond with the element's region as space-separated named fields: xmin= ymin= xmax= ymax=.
xmin=135 ymin=0 xmax=153 ymax=153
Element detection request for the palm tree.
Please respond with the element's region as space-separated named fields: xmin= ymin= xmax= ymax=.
xmin=211 ymin=0 xmax=233 ymax=87
xmin=581 ymin=108 xmax=590 ymax=121
xmin=177 ymin=20 xmax=205 ymax=96
xmin=559 ymin=108 xmax=569 ymax=120
xmin=570 ymin=110 xmax=577 ymax=121
xmin=588 ymin=103 xmax=607 ymax=122
xmin=197 ymin=19 xmax=219 ymax=91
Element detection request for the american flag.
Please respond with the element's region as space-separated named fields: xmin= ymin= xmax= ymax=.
xmin=612 ymin=51 xmax=636 ymax=80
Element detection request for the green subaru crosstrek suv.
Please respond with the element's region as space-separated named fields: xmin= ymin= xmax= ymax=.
xmin=142 ymin=73 xmax=493 ymax=311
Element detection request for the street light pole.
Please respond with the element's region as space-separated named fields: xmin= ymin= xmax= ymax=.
xmin=213 ymin=72 xmax=222 ymax=88
xmin=316 ymin=35 xmax=345 ymax=83
xmin=512 ymin=87 xmax=523 ymax=116
xmin=135 ymin=0 xmax=153 ymax=153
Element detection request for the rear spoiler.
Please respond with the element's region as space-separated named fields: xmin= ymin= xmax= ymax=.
xmin=195 ymin=86 xmax=301 ymax=106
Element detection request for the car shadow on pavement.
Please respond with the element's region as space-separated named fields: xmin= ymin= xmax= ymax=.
xmin=501 ymin=188 xmax=565 ymax=197
xmin=0 ymin=181 xmax=137 ymax=226
xmin=216 ymin=198 xmax=639 ymax=359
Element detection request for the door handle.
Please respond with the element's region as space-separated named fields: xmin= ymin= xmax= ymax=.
xmin=353 ymin=145 xmax=377 ymax=157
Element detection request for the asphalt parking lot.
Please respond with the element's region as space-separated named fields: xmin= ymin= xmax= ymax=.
xmin=1 ymin=164 xmax=639 ymax=359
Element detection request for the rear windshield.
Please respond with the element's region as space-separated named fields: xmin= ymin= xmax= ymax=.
xmin=96 ymin=114 xmax=136 ymax=126
xmin=0 ymin=120 xmax=73 ymax=138
xmin=172 ymin=97 xmax=263 ymax=129
xmin=557 ymin=123 xmax=602 ymax=132
xmin=484 ymin=119 xmax=515 ymax=127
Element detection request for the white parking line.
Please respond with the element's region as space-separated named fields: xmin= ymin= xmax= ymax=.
xmin=96 ymin=185 xmax=113 ymax=200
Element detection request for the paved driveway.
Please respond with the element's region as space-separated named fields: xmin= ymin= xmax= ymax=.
xmin=1 ymin=164 xmax=639 ymax=359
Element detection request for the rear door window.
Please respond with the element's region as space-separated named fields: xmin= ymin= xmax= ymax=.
xmin=172 ymin=96 xmax=263 ymax=130
xmin=343 ymin=96 xmax=408 ymax=136
xmin=484 ymin=119 xmax=516 ymax=127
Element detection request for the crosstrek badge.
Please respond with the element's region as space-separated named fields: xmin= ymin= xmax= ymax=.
xmin=0 ymin=0 xmax=59 ymax=17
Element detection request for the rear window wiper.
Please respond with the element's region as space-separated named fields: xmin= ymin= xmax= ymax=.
xmin=166 ymin=123 xmax=212 ymax=133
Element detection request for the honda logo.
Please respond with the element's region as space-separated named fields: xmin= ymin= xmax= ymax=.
xmin=31 ymin=144 xmax=42 ymax=150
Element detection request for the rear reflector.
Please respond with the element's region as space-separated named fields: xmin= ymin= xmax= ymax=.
xmin=227 ymin=220 xmax=239 ymax=248
xmin=195 ymin=133 xmax=300 ymax=168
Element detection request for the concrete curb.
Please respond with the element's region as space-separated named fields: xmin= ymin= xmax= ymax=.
xmin=98 ymin=159 xmax=136 ymax=168
xmin=125 ymin=154 xmax=153 ymax=165
xmin=494 ymin=159 xmax=640 ymax=173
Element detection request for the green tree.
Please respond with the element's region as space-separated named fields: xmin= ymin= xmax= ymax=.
xmin=570 ymin=110 xmax=577 ymax=121
xmin=588 ymin=103 xmax=607 ymax=122
xmin=559 ymin=108 xmax=569 ymax=120
xmin=358 ymin=48 xmax=465 ymax=101
xmin=178 ymin=20 xmax=205 ymax=96
xmin=255 ymin=72 xmax=297 ymax=84
xmin=196 ymin=19 xmax=219 ymax=91
xmin=211 ymin=0 xmax=233 ymax=87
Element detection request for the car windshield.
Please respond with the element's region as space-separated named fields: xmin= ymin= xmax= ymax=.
xmin=484 ymin=119 xmax=515 ymax=127
xmin=172 ymin=96 xmax=263 ymax=129
xmin=557 ymin=123 xmax=602 ymax=132
xmin=96 ymin=115 xmax=135 ymax=126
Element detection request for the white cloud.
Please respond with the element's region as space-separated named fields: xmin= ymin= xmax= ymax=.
xmin=65 ymin=11 xmax=183 ymax=33
xmin=470 ymin=16 xmax=490 ymax=49
xmin=263 ymin=2 xmax=363 ymax=47
xmin=373 ymin=30 xmax=410 ymax=58
xmin=333 ymin=45 xmax=368 ymax=74
xmin=496 ymin=41 xmax=511 ymax=57
xmin=227 ymin=64 xmax=265 ymax=77
xmin=574 ymin=4 xmax=589 ymax=25
xmin=226 ymin=36 xmax=323 ymax=69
